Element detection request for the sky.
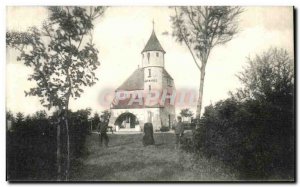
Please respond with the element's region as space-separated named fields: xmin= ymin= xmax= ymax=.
xmin=6 ymin=6 xmax=294 ymax=116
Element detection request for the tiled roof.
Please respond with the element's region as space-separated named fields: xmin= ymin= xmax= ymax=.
xmin=117 ymin=68 xmax=144 ymax=91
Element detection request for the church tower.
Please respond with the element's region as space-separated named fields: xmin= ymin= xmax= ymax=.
xmin=109 ymin=22 xmax=175 ymax=132
xmin=141 ymin=25 xmax=165 ymax=95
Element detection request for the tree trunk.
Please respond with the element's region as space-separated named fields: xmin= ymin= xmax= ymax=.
xmin=64 ymin=64 xmax=72 ymax=181
xmin=56 ymin=119 xmax=61 ymax=181
xmin=56 ymin=104 xmax=70 ymax=181
xmin=196 ymin=65 xmax=206 ymax=120
xmin=64 ymin=117 xmax=70 ymax=181
xmin=64 ymin=93 xmax=71 ymax=181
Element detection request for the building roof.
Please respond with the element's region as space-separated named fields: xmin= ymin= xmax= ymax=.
xmin=163 ymin=69 xmax=173 ymax=80
xmin=112 ymin=68 xmax=174 ymax=109
xmin=116 ymin=68 xmax=173 ymax=91
xmin=141 ymin=31 xmax=166 ymax=54
xmin=117 ymin=68 xmax=144 ymax=91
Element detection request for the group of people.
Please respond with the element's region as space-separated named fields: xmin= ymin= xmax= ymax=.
xmin=97 ymin=116 xmax=186 ymax=149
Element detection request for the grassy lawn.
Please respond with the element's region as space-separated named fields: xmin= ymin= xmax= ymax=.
xmin=70 ymin=132 xmax=237 ymax=181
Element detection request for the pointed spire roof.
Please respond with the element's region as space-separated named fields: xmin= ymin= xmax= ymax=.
xmin=142 ymin=30 xmax=166 ymax=54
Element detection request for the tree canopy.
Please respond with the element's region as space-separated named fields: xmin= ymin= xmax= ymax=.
xmin=6 ymin=6 xmax=106 ymax=110
xmin=170 ymin=6 xmax=243 ymax=118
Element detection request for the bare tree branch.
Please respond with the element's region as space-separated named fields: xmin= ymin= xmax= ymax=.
xmin=174 ymin=7 xmax=201 ymax=70
xmin=171 ymin=6 xmax=243 ymax=118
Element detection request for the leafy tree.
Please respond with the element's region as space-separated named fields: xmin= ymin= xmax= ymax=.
xmin=100 ymin=110 xmax=111 ymax=122
xmin=68 ymin=108 xmax=91 ymax=157
xmin=24 ymin=115 xmax=32 ymax=124
xmin=235 ymin=48 xmax=294 ymax=103
xmin=6 ymin=6 xmax=106 ymax=180
xmin=180 ymin=108 xmax=194 ymax=118
xmin=92 ymin=112 xmax=100 ymax=130
xmin=171 ymin=6 xmax=243 ymax=119
xmin=71 ymin=108 xmax=92 ymax=122
xmin=16 ymin=112 xmax=24 ymax=124
xmin=34 ymin=110 xmax=48 ymax=120
xmin=191 ymin=48 xmax=294 ymax=179
xmin=6 ymin=111 xmax=15 ymax=122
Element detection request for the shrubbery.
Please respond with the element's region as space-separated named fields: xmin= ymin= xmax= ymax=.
xmin=160 ymin=126 xmax=170 ymax=132
xmin=192 ymin=98 xmax=294 ymax=179
xmin=187 ymin=48 xmax=294 ymax=180
xmin=6 ymin=109 xmax=91 ymax=181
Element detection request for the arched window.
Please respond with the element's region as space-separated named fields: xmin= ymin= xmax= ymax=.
xmin=149 ymin=85 xmax=151 ymax=91
xmin=156 ymin=52 xmax=159 ymax=57
xmin=148 ymin=69 xmax=151 ymax=77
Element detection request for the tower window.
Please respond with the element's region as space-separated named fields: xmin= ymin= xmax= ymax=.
xmin=147 ymin=52 xmax=150 ymax=63
xmin=142 ymin=54 xmax=144 ymax=58
xmin=156 ymin=52 xmax=159 ymax=57
xmin=148 ymin=69 xmax=151 ymax=77
xmin=149 ymin=85 xmax=151 ymax=91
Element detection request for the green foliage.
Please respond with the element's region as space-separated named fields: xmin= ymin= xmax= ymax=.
xmin=15 ymin=112 xmax=24 ymax=124
xmin=91 ymin=112 xmax=100 ymax=130
xmin=235 ymin=48 xmax=294 ymax=102
xmin=170 ymin=6 xmax=243 ymax=118
xmin=100 ymin=110 xmax=111 ymax=122
xmin=188 ymin=48 xmax=294 ymax=180
xmin=6 ymin=8 xmax=106 ymax=179
xmin=6 ymin=111 xmax=15 ymax=122
xmin=7 ymin=109 xmax=92 ymax=180
xmin=6 ymin=6 xmax=106 ymax=110
xmin=180 ymin=108 xmax=194 ymax=117
xmin=171 ymin=6 xmax=243 ymax=59
xmin=160 ymin=126 xmax=170 ymax=132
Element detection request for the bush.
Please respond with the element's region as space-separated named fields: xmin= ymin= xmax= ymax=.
xmin=160 ymin=126 xmax=170 ymax=132
xmin=6 ymin=109 xmax=91 ymax=181
xmin=187 ymin=48 xmax=294 ymax=180
xmin=7 ymin=113 xmax=57 ymax=180
xmin=192 ymin=98 xmax=294 ymax=180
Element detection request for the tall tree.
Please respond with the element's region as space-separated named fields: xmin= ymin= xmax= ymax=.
xmin=171 ymin=6 xmax=243 ymax=119
xmin=6 ymin=6 xmax=106 ymax=180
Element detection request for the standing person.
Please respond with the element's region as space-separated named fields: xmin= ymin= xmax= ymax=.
xmin=174 ymin=116 xmax=184 ymax=149
xmin=98 ymin=117 xmax=109 ymax=147
xmin=143 ymin=122 xmax=155 ymax=146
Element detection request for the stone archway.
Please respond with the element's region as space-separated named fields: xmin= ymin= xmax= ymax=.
xmin=114 ymin=112 xmax=141 ymax=131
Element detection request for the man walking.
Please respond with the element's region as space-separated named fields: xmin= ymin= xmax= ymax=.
xmin=98 ymin=117 xmax=109 ymax=147
xmin=174 ymin=116 xmax=184 ymax=149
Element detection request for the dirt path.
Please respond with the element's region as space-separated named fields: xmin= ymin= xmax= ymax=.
xmin=70 ymin=132 xmax=236 ymax=181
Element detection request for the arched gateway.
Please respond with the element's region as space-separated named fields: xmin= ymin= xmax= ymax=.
xmin=108 ymin=26 xmax=175 ymax=132
xmin=114 ymin=112 xmax=140 ymax=131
